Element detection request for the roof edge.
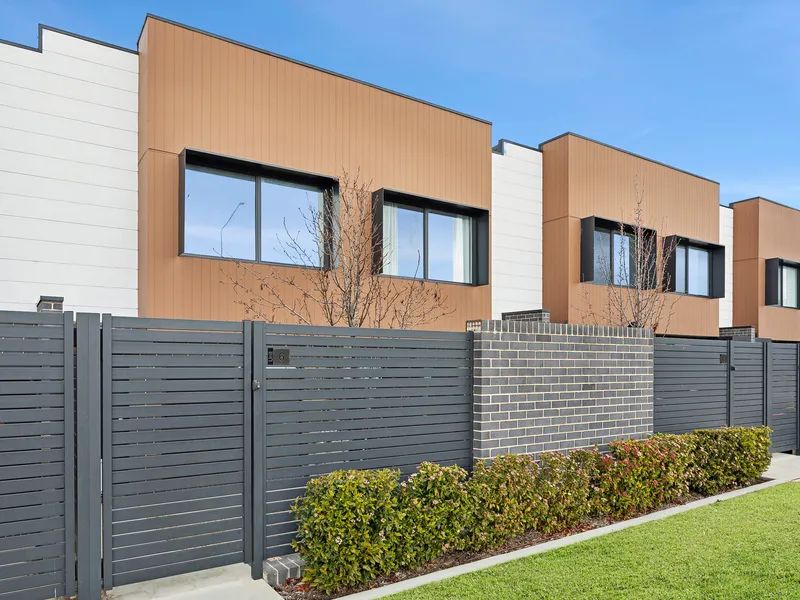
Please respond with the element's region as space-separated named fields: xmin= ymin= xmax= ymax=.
xmin=0 ymin=23 xmax=137 ymax=55
xmin=729 ymin=196 xmax=800 ymax=213
xmin=538 ymin=132 xmax=719 ymax=185
xmin=492 ymin=138 xmax=542 ymax=155
xmin=139 ymin=14 xmax=491 ymax=126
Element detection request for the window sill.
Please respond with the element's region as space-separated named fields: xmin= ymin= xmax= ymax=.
xmin=379 ymin=273 xmax=478 ymax=287
xmin=766 ymin=304 xmax=800 ymax=311
xmin=179 ymin=252 xmax=323 ymax=271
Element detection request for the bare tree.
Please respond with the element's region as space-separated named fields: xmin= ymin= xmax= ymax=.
xmin=225 ymin=170 xmax=452 ymax=328
xmin=578 ymin=177 xmax=680 ymax=332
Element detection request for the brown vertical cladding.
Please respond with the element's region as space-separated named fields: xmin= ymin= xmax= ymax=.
xmin=137 ymin=16 xmax=492 ymax=330
xmin=542 ymin=134 xmax=721 ymax=337
xmin=733 ymin=197 xmax=800 ymax=341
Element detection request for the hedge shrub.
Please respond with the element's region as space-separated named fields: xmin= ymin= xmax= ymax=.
xmin=534 ymin=451 xmax=591 ymax=533
xmin=293 ymin=426 xmax=772 ymax=592
xmin=688 ymin=426 xmax=772 ymax=495
xmin=396 ymin=462 xmax=471 ymax=566
xmin=591 ymin=435 xmax=694 ymax=518
xmin=291 ymin=469 xmax=403 ymax=593
xmin=464 ymin=454 xmax=539 ymax=550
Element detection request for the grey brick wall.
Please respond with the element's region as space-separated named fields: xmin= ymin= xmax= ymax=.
xmin=501 ymin=309 xmax=551 ymax=323
xmin=472 ymin=319 xmax=654 ymax=462
xmin=719 ymin=326 xmax=756 ymax=342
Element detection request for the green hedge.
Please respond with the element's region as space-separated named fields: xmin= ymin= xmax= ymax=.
xmin=292 ymin=426 xmax=771 ymax=592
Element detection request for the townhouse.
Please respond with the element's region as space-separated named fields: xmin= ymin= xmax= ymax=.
xmin=730 ymin=198 xmax=800 ymax=342
xmin=0 ymin=15 xmax=794 ymax=341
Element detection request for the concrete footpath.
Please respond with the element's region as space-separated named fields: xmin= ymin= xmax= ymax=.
xmin=107 ymin=452 xmax=800 ymax=600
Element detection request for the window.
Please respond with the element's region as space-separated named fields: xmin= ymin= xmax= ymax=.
xmin=184 ymin=166 xmax=256 ymax=260
xmin=181 ymin=156 xmax=332 ymax=267
xmin=781 ymin=263 xmax=798 ymax=308
xmin=673 ymin=242 xmax=711 ymax=296
xmin=381 ymin=202 xmax=474 ymax=284
xmin=260 ymin=179 xmax=324 ymax=266
xmin=591 ymin=227 xmax=635 ymax=286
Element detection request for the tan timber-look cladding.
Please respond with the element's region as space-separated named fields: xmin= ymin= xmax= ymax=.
xmin=137 ymin=16 xmax=491 ymax=329
xmin=542 ymin=134 xmax=721 ymax=337
xmin=733 ymin=198 xmax=800 ymax=341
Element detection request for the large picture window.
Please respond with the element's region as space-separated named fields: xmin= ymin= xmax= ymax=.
xmin=183 ymin=167 xmax=256 ymax=260
xmin=580 ymin=216 xmax=657 ymax=288
xmin=180 ymin=153 xmax=333 ymax=268
xmin=382 ymin=202 xmax=473 ymax=284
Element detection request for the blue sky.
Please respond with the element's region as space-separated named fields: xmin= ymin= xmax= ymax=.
xmin=2 ymin=0 xmax=798 ymax=207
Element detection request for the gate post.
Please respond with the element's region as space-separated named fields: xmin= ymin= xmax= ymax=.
xmin=763 ymin=341 xmax=772 ymax=428
xmin=796 ymin=344 xmax=800 ymax=452
xmin=63 ymin=312 xmax=76 ymax=598
xmin=251 ymin=321 xmax=266 ymax=579
xmin=243 ymin=321 xmax=253 ymax=565
xmin=727 ymin=339 xmax=734 ymax=427
xmin=101 ymin=314 xmax=113 ymax=590
xmin=76 ymin=313 xmax=102 ymax=600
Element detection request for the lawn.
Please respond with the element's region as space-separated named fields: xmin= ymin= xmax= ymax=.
xmin=390 ymin=483 xmax=800 ymax=600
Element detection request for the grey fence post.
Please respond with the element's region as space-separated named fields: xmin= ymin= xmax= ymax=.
xmin=251 ymin=321 xmax=266 ymax=580
xmin=764 ymin=341 xmax=772 ymax=428
xmin=796 ymin=344 xmax=800 ymax=452
xmin=727 ymin=339 xmax=734 ymax=427
xmin=64 ymin=311 xmax=76 ymax=597
xmin=76 ymin=313 xmax=102 ymax=599
xmin=101 ymin=314 xmax=113 ymax=590
xmin=243 ymin=321 xmax=253 ymax=565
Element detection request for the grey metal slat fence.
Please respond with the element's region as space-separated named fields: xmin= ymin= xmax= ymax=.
xmin=0 ymin=310 xmax=75 ymax=600
xmin=102 ymin=316 xmax=251 ymax=589
xmin=654 ymin=336 xmax=799 ymax=452
xmin=253 ymin=323 xmax=474 ymax=563
xmin=653 ymin=337 xmax=729 ymax=434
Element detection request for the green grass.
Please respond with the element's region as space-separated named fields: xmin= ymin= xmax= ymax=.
xmin=390 ymin=483 xmax=800 ymax=600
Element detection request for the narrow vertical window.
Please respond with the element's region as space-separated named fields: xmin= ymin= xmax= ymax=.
xmin=593 ymin=229 xmax=611 ymax=284
xmin=675 ymin=245 xmax=687 ymax=293
xmin=613 ymin=232 xmax=633 ymax=287
xmin=383 ymin=202 xmax=424 ymax=278
xmin=782 ymin=264 xmax=798 ymax=308
xmin=428 ymin=212 xmax=473 ymax=284
xmin=687 ymin=247 xmax=710 ymax=296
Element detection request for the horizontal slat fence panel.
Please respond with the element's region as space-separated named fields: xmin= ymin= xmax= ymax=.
xmin=653 ymin=337 xmax=729 ymax=434
xmin=103 ymin=316 xmax=249 ymax=589
xmin=259 ymin=324 xmax=473 ymax=559
xmin=770 ymin=344 xmax=798 ymax=452
xmin=0 ymin=311 xmax=74 ymax=599
xmin=733 ymin=342 xmax=764 ymax=427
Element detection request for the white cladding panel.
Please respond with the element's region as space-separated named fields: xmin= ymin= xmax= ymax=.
xmin=0 ymin=29 xmax=138 ymax=314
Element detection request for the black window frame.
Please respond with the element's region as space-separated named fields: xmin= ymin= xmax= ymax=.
xmin=580 ymin=216 xmax=657 ymax=289
xmin=663 ymin=235 xmax=725 ymax=298
xmin=179 ymin=148 xmax=337 ymax=269
xmin=766 ymin=257 xmax=800 ymax=309
xmin=372 ymin=188 xmax=489 ymax=286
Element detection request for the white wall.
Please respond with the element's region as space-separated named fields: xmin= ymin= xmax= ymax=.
xmin=491 ymin=140 xmax=543 ymax=318
xmin=719 ymin=205 xmax=734 ymax=328
xmin=0 ymin=28 xmax=138 ymax=315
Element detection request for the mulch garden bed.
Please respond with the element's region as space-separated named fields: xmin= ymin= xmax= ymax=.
xmin=276 ymin=482 xmax=766 ymax=600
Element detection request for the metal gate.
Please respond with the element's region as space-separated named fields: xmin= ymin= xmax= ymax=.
xmin=250 ymin=323 xmax=474 ymax=574
xmin=101 ymin=316 xmax=252 ymax=589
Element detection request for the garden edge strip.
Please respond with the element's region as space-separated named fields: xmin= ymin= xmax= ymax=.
xmin=335 ymin=479 xmax=785 ymax=600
